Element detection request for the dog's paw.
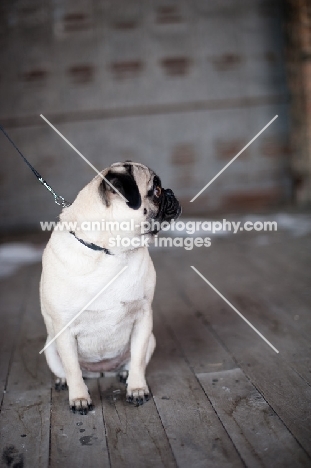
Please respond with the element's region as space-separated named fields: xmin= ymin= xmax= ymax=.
xmin=69 ymin=382 xmax=93 ymax=415
xmin=126 ymin=386 xmax=150 ymax=406
xmin=118 ymin=370 xmax=129 ymax=384
xmin=55 ymin=378 xmax=67 ymax=391
xmin=70 ymin=397 xmax=93 ymax=415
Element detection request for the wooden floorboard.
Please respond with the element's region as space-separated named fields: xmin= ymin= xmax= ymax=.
xmin=0 ymin=267 xmax=32 ymax=399
xmin=0 ymin=265 xmax=51 ymax=468
xmin=153 ymin=232 xmax=311 ymax=463
xmin=149 ymin=305 xmax=244 ymax=468
xmin=185 ymin=236 xmax=311 ymax=382
xmin=0 ymin=227 xmax=311 ymax=467
xmin=99 ymin=375 xmax=176 ymax=468
xmin=198 ymin=369 xmax=310 ymax=468
xmin=154 ymin=254 xmax=311 ymax=467
xmin=50 ymin=378 xmax=110 ymax=468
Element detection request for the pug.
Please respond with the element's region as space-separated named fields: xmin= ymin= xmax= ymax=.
xmin=40 ymin=161 xmax=181 ymax=413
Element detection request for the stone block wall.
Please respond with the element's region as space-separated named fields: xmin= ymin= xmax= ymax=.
xmin=0 ymin=0 xmax=290 ymax=230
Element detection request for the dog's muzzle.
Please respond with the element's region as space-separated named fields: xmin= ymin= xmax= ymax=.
xmin=158 ymin=188 xmax=181 ymax=223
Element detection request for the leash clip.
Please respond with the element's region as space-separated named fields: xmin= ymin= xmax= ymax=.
xmin=39 ymin=177 xmax=71 ymax=208
xmin=0 ymin=123 xmax=72 ymax=209
xmin=54 ymin=194 xmax=71 ymax=208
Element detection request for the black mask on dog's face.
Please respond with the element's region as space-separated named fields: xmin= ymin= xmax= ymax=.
xmin=155 ymin=188 xmax=181 ymax=223
xmin=147 ymin=175 xmax=181 ymax=225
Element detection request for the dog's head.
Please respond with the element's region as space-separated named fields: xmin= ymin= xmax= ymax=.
xmin=99 ymin=161 xmax=181 ymax=234
xmin=61 ymin=161 xmax=181 ymax=253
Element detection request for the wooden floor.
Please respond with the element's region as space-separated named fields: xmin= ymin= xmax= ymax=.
xmin=1 ymin=226 xmax=311 ymax=467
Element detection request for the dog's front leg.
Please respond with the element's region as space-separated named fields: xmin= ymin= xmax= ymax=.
xmin=126 ymin=307 xmax=153 ymax=406
xmin=54 ymin=329 xmax=92 ymax=414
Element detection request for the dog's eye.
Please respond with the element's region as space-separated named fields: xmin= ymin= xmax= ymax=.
xmin=154 ymin=186 xmax=161 ymax=198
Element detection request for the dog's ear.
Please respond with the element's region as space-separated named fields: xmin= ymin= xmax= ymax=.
xmin=99 ymin=171 xmax=141 ymax=210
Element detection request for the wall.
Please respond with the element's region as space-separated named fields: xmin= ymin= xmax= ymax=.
xmin=0 ymin=0 xmax=290 ymax=231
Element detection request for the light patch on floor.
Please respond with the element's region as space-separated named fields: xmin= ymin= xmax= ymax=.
xmin=274 ymin=213 xmax=311 ymax=236
xmin=0 ymin=243 xmax=43 ymax=279
xmin=152 ymin=213 xmax=311 ymax=241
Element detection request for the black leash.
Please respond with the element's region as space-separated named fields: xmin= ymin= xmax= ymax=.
xmin=0 ymin=123 xmax=71 ymax=208
xmin=0 ymin=123 xmax=114 ymax=254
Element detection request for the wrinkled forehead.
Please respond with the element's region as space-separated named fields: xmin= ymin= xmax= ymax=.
xmin=111 ymin=161 xmax=149 ymax=171
xmin=110 ymin=161 xmax=156 ymax=189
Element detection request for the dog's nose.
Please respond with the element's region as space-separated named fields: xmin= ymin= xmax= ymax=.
xmin=164 ymin=188 xmax=174 ymax=197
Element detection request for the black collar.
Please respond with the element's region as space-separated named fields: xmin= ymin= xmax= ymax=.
xmin=70 ymin=231 xmax=112 ymax=255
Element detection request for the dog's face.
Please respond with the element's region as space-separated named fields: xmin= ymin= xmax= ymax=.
xmin=98 ymin=161 xmax=181 ymax=237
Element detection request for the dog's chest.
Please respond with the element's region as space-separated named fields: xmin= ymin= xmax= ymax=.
xmin=68 ymin=251 xmax=151 ymax=332
xmin=74 ymin=297 xmax=142 ymax=332
xmin=86 ymin=260 xmax=147 ymax=311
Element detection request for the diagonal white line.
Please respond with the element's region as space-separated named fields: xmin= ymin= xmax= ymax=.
xmin=40 ymin=114 xmax=129 ymax=203
xmin=39 ymin=266 xmax=128 ymax=354
xmin=190 ymin=115 xmax=278 ymax=202
xmin=191 ymin=266 xmax=279 ymax=354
